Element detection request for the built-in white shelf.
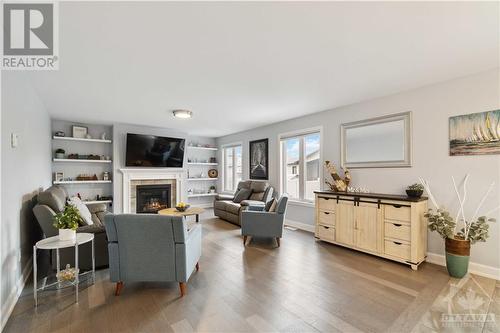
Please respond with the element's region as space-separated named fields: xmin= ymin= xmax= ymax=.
xmin=187 ymin=146 xmax=218 ymax=151
xmin=83 ymin=200 xmax=113 ymax=205
xmin=52 ymin=136 xmax=112 ymax=144
xmin=53 ymin=180 xmax=112 ymax=185
xmin=186 ymin=178 xmax=218 ymax=181
xmin=53 ymin=158 xmax=112 ymax=163
xmin=188 ymin=193 xmax=218 ymax=198
xmin=187 ymin=162 xmax=218 ymax=166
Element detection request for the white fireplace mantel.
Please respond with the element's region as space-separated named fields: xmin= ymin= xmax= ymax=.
xmin=119 ymin=168 xmax=185 ymax=213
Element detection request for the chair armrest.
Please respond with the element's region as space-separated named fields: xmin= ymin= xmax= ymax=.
xmin=86 ymin=203 xmax=107 ymax=213
xmin=215 ymin=194 xmax=234 ymax=201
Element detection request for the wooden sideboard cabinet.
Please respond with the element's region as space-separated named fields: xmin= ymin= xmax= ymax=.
xmin=314 ymin=191 xmax=428 ymax=270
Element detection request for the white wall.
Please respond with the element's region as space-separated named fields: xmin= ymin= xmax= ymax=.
xmin=112 ymin=124 xmax=215 ymax=213
xmin=1 ymin=73 xmax=52 ymax=329
xmin=216 ymin=69 xmax=500 ymax=271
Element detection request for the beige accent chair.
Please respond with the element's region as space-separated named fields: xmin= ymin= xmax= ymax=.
xmin=213 ymin=180 xmax=274 ymax=226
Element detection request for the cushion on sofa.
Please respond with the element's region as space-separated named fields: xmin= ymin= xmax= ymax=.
xmin=249 ymin=192 xmax=265 ymax=201
xmin=237 ymin=181 xmax=252 ymax=190
xmin=225 ymin=202 xmax=242 ymax=215
xmin=68 ymin=196 xmax=94 ymax=226
xmin=233 ymin=188 xmax=252 ymax=203
xmin=250 ymin=181 xmax=268 ymax=193
xmin=37 ymin=186 xmax=66 ymax=212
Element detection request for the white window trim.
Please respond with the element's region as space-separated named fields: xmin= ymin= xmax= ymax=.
xmin=221 ymin=142 xmax=243 ymax=194
xmin=278 ymin=126 xmax=323 ymax=203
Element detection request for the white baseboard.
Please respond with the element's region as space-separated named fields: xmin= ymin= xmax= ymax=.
xmin=426 ymin=252 xmax=500 ymax=280
xmin=1 ymin=258 xmax=32 ymax=331
xmin=285 ymin=219 xmax=315 ymax=233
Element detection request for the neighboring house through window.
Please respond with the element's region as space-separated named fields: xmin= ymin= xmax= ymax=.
xmin=222 ymin=144 xmax=242 ymax=193
xmin=280 ymin=129 xmax=321 ymax=202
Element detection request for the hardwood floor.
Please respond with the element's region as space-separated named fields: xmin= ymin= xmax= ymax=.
xmin=4 ymin=212 xmax=499 ymax=332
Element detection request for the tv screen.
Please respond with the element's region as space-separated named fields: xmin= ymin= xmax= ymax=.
xmin=125 ymin=133 xmax=185 ymax=167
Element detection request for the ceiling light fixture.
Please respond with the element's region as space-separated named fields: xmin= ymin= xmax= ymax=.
xmin=172 ymin=109 xmax=193 ymax=119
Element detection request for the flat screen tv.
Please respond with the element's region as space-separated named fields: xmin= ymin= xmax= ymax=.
xmin=125 ymin=133 xmax=185 ymax=167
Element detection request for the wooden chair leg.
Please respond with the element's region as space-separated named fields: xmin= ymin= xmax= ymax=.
xmin=179 ymin=282 xmax=187 ymax=297
xmin=115 ymin=281 xmax=124 ymax=296
xmin=196 ymin=262 xmax=200 ymax=271
xmin=276 ymin=237 xmax=281 ymax=247
xmin=243 ymin=235 xmax=247 ymax=246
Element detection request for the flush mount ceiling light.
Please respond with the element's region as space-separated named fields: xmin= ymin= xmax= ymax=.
xmin=172 ymin=110 xmax=193 ymax=119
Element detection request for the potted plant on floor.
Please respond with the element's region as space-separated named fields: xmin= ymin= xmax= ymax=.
xmin=53 ymin=204 xmax=82 ymax=241
xmin=420 ymin=175 xmax=497 ymax=278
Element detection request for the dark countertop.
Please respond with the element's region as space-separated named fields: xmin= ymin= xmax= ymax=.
xmin=314 ymin=190 xmax=428 ymax=202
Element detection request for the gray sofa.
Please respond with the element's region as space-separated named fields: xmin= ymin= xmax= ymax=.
xmin=241 ymin=194 xmax=289 ymax=247
xmin=104 ymin=214 xmax=201 ymax=297
xmin=213 ymin=180 xmax=274 ymax=226
xmin=33 ymin=186 xmax=109 ymax=270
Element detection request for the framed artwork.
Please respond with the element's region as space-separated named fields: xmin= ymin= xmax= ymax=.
xmin=72 ymin=125 xmax=88 ymax=139
xmin=54 ymin=172 xmax=64 ymax=182
xmin=249 ymin=138 xmax=269 ymax=180
xmin=449 ymin=110 xmax=500 ymax=156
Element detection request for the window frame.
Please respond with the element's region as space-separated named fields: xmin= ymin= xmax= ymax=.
xmin=221 ymin=142 xmax=243 ymax=194
xmin=278 ymin=126 xmax=323 ymax=205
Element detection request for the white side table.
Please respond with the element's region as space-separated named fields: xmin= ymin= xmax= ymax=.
xmin=33 ymin=233 xmax=95 ymax=306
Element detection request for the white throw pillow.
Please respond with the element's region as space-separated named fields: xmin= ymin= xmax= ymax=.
xmin=68 ymin=196 xmax=93 ymax=226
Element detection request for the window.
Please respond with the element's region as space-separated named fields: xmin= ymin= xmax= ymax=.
xmin=280 ymin=130 xmax=321 ymax=202
xmin=223 ymin=144 xmax=242 ymax=192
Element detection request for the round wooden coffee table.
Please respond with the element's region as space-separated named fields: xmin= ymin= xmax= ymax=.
xmin=158 ymin=207 xmax=205 ymax=222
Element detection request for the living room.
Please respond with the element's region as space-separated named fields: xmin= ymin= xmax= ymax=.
xmin=1 ymin=1 xmax=499 ymax=332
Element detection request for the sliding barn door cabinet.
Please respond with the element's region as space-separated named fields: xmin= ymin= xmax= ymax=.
xmin=314 ymin=191 xmax=428 ymax=270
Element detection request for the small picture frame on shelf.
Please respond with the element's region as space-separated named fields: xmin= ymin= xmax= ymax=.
xmin=72 ymin=125 xmax=88 ymax=139
xmin=54 ymin=172 xmax=64 ymax=182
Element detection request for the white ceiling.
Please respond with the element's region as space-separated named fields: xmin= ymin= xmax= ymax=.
xmin=27 ymin=1 xmax=499 ymax=137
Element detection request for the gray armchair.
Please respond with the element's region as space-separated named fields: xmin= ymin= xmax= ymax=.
xmin=104 ymin=214 xmax=201 ymax=297
xmin=241 ymin=194 xmax=288 ymax=247
xmin=33 ymin=185 xmax=109 ymax=270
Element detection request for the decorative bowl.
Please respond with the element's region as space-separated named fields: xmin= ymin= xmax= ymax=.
xmin=175 ymin=204 xmax=190 ymax=212
xmin=406 ymin=189 xmax=423 ymax=198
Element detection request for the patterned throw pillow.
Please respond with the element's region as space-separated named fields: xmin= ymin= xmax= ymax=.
xmin=268 ymin=199 xmax=278 ymax=212
xmin=233 ymin=188 xmax=253 ymax=203
xmin=266 ymin=198 xmax=277 ymax=212
xmin=67 ymin=196 xmax=93 ymax=226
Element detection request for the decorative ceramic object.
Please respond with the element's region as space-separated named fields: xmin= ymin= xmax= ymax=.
xmin=445 ymin=237 xmax=470 ymax=278
xmin=324 ymin=161 xmax=351 ymax=192
xmin=406 ymin=183 xmax=424 ymax=198
xmin=57 ymin=264 xmax=79 ymax=282
xmin=208 ymin=169 xmax=218 ymax=178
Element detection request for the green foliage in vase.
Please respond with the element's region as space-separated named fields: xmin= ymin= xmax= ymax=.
xmin=53 ymin=204 xmax=82 ymax=230
xmin=425 ymin=209 xmax=456 ymax=239
xmin=457 ymin=216 xmax=496 ymax=244
xmin=407 ymin=183 xmax=424 ymax=191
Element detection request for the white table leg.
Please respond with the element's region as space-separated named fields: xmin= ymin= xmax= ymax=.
xmin=75 ymin=244 xmax=79 ymax=303
xmin=33 ymin=246 xmax=37 ymax=307
xmin=92 ymin=238 xmax=95 ymax=284
xmin=56 ymin=248 xmax=60 ymax=288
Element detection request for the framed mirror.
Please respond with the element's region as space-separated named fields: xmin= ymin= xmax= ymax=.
xmin=341 ymin=111 xmax=412 ymax=168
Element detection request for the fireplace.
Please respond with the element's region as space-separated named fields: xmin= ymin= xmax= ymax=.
xmin=136 ymin=184 xmax=171 ymax=214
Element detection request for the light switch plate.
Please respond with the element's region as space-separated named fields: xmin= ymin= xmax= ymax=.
xmin=11 ymin=133 xmax=18 ymax=148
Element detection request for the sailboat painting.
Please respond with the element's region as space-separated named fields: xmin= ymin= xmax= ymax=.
xmin=449 ymin=110 xmax=500 ymax=156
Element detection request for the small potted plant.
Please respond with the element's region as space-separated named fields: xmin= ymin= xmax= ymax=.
xmin=55 ymin=148 xmax=65 ymax=159
xmin=421 ymin=175 xmax=497 ymax=278
xmin=53 ymin=204 xmax=82 ymax=241
xmin=209 ymin=185 xmax=216 ymax=194
xmin=406 ymin=183 xmax=424 ymax=198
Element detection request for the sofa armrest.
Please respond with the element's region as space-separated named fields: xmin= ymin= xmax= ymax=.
xmin=240 ymin=200 xmax=265 ymax=211
xmin=86 ymin=203 xmax=107 ymax=213
xmin=215 ymin=194 xmax=234 ymax=201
